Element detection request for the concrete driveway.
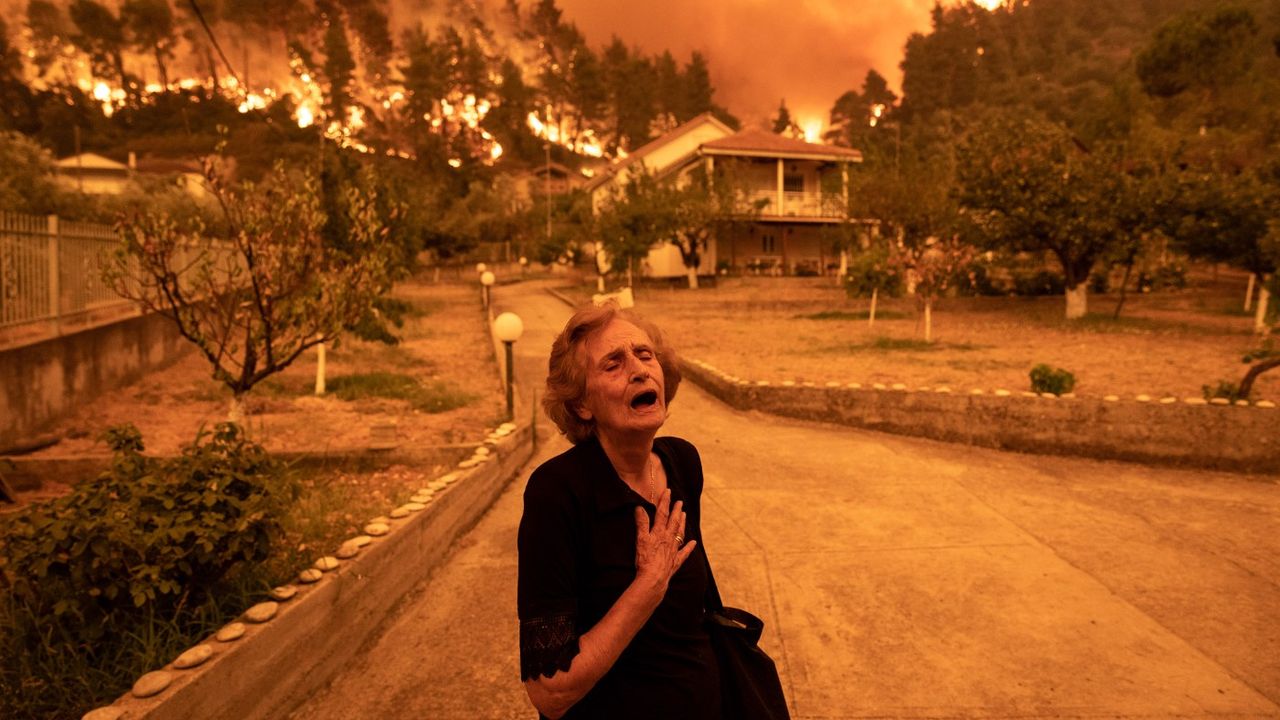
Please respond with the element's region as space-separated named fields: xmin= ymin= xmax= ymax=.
xmin=292 ymin=281 xmax=1280 ymax=719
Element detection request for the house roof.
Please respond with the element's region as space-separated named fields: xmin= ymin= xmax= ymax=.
xmin=583 ymin=112 xmax=735 ymax=192
xmin=55 ymin=153 xmax=128 ymax=172
xmin=701 ymin=129 xmax=863 ymax=162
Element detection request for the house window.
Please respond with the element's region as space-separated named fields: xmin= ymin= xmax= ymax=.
xmin=762 ymin=235 xmax=776 ymax=253
xmin=783 ymin=174 xmax=804 ymax=193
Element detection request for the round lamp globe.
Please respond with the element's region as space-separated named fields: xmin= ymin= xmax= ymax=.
xmin=494 ymin=312 xmax=524 ymax=342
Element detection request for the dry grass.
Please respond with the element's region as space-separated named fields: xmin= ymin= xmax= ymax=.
xmin=574 ymin=269 xmax=1277 ymax=401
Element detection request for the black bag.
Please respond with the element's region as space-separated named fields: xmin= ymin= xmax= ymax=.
xmin=703 ymin=550 xmax=791 ymax=720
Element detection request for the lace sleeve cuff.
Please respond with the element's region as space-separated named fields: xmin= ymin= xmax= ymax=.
xmin=519 ymin=611 xmax=580 ymax=681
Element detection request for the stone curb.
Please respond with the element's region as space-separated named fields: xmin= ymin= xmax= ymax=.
xmin=680 ymin=359 xmax=1280 ymax=475
xmin=82 ymin=422 xmax=535 ymax=720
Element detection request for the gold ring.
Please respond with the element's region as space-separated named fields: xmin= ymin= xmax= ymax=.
xmin=674 ymin=534 xmax=684 ymax=545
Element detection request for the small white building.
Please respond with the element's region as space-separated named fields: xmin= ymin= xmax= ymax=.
xmin=54 ymin=152 xmax=131 ymax=195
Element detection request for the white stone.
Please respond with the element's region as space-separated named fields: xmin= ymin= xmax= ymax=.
xmin=82 ymin=707 xmax=126 ymax=720
xmin=269 ymin=585 xmax=297 ymax=601
xmin=825 ymin=381 xmax=841 ymax=388
xmin=388 ymin=507 xmax=411 ymax=519
xmin=244 ymin=601 xmax=280 ymax=623
xmin=474 ymin=446 xmax=491 ymax=457
xmin=314 ymin=556 xmax=340 ymax=571
xmin=1135 ymin=394 xmax=1152 ymax=402
xmin=1060 ymin=393 xmax=1076 ymax=399
xmin=297 ymin=568 xmax=323 ymax=584
xmin=1235 ymin=399 xmax=1250 ymax=407
xmin=970 ymin=389 xmax=985 ymax=395
xmin=801 ymin=381 xmax=816 ymax=387
xmin=917 ymin=386 xmax=932 ymax=392
xmin=173 ymin=644 xmax=214 ymax=669
xmin=1183 ymin=397 xmax=1208 ymax=405
xmin=216 ymin=623 xmax=246 ymax=642
xmin=1209 ymin=398 xmax=1230 ymax=406
xmin=847 ymin=382 xmax=862 ymax=389
xmin=474 ymin=454 xmax=492 ymax=463
xmin=1257 ymin=400 xmax=1276 ymax=408
xmin=1159 ymin=397 xmax=1177 ymax=404
xmin=891 ymin=383 xmax=907 ymax=391
xmin=935 ymin=387 xmax=952 ymax=393
xmin=994 ymin=389 xmax=1011 ymax=397
xmin=781 ymin=380 xmax=796 ymax=387
xmin=335 ymin=543 xmax=360 ymax=559
xmin=872 ymin=383 xmax=887 ymax=390
xmin=403 ymin=502 xmax=426 ymax=512
xmin=1021 ymin=391 xmax=1038 ymax=398
xmin=438 ymin=472 xmax=460 ymax=484
xmin=368 ymin=516 xmax=390 ymax=525
xmin=1039 ymin=392 xmax=1058 ymax=399
xmin=364 ymin=522 xmax=390 ymax=536
xmin=131 ymin=671 xmax=173 ymax=698
xmin=1104 ymin=395 xmax=1120 ymax=402
xmin=756 ymin=380 xmax=770 ymax=386
xmin=410 ymin=493 xmax=433 ymax=504
xmin=458 ymin=458 xmax=478 ymax=469
xmin=349 ymin=535 xmax=373 ymax=548
xmin=499 ymin=422 xmax=517 ymax=432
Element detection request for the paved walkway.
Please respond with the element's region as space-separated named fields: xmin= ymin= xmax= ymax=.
xmin=294 ymin=280 xmax=1280 ymax=719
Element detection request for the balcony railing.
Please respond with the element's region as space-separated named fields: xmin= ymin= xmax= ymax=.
xmin=739 ymin=190 xmax=846 ymax=219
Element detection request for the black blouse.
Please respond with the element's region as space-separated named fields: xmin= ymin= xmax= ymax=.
xmin=517 ymin=435 xmax=721 ymax=720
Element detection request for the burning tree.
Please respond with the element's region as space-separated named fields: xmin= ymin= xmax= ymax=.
xmin=104 ymin=154 xmax=396 ymax=422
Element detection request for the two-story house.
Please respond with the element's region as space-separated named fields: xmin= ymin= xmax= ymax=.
xmin=584 ymin=113 xmax=863 ymax=279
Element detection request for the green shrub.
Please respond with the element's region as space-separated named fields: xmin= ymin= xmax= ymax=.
xmin=0 ymin=423 xmax=292 ymax=719
xmin=1029 ymin=364 xmax=1076 ymax=395
xmin=1202 ymin=380 xmax=1242 ymax=402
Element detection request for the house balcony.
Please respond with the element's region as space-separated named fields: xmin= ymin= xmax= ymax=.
xmin=738 ymin=190 xmax=848 ymax=222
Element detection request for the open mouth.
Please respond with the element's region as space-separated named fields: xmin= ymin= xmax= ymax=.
xmin=630 ymin=390 xmax=659 ymax=410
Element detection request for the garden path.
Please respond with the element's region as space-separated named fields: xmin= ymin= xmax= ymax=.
xmin=291 ymin=279 xmax=1280 ymax=719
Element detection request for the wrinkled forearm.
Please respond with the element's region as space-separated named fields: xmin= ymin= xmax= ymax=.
xmin=524 ymin=577 xmax=664 ymax=718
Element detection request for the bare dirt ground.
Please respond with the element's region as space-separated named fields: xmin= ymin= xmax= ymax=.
xmin=567 ymin=267 xmax=1277 ymax=401
xmin=26 ymin=279 xmax=505 ymax=459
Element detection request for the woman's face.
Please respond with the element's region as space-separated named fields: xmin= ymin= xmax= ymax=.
xmin=575 ymin=318 xmax=667 ymax=440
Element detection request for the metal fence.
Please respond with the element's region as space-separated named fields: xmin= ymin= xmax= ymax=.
xmin=0 ymin=211 xmax=136 ymax=341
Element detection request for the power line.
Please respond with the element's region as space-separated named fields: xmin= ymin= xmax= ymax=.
xmin=185 ymin=0 xmax=243 ymax=90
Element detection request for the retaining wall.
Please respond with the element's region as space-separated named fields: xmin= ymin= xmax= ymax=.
xmin=681 ymin=360 xmax=1280 ymax=475
xmin=0 ymin=312 xmax=188 ymax=452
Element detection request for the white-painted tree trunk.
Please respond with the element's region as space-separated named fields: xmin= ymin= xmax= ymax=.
xmin=597 ymin=274 xmax=606 ymax=292
xmin=1065 ymin=284 xmax=1088 ymax=320
xmin=315 ymin=342 xmax=326 ymax=395
xmin=228 ymin=394 xmax=246 ymax=424
xmin=432 ymin=266 xmax=440 ymax=283
xmin=1255 ymin=281 xmax=1271 ymax=335
xmin=686 ymin=267 xmax=699 ymax=289
xmin=923 ymin=299 xmax=933 ymax=343
xmin=1245 ymin=273 xmax=1256 ymax=312
xmin=837 ymin=250 xmax=848 ymax=286
xmin=868 ymin=288 xmax=878 ymax=328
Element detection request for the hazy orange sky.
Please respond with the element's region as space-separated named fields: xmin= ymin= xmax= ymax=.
xmin=555 ymin=0 xmax=941 ymax=130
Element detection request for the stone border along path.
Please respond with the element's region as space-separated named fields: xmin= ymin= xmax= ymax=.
xmin=80 ymin=303 xmax=537 ymax=720
xmin=546 ymin=288 xmax=1278 ymax=475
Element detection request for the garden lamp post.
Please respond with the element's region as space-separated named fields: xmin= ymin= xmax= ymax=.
xmin=480 ymin=270 xmax=495 ymax=311
xmin=476 ymin=262 xmax=487 ymax=274
xmin=494 ymin=312 xmax=524 ymax=420
xmin=519 ymin=256 xmax=529 ymax=276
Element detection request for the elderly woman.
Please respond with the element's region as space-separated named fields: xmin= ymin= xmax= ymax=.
xmin=518 ymin=302 xmax=720 ymax=719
